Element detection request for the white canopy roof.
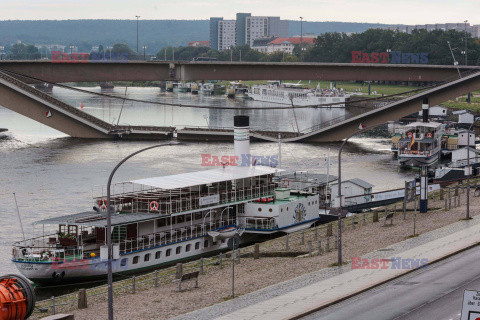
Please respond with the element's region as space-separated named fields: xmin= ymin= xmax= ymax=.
xmin=405 ymin=121 xmax=443 ymax=128
xmin=130 ymin=165 xmax=283 ymax=190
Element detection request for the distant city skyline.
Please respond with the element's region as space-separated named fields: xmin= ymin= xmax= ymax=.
xmin=0 ymin=0 xmax=477 ymax=25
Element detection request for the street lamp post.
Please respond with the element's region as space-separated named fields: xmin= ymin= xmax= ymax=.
xmin=337 ymin=123 xmax=382 ymax=265
xmin=105 ymin=142 xmax=178 ymax=320
xmin=466 ymin=119 xmax=477 ymax=220
xmin=69 ymin=45 xmax=74 ymax=55
xmin=299 ymin=17 xmax=303 ymax=61
xmin=142 ymin=45 xmax=147 ymax=61
xmin=464 ymin=20 xmax=468 ymax=66
xmin=136 ymin=16 xmax=141 ymax=56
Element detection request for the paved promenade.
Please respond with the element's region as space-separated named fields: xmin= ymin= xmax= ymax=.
xmin=174 ymin=215 xmax=480 ymax=320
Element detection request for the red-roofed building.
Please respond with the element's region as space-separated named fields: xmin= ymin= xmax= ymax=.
xmin=267 ymin=37 xmax=316 ymax=54
xmin=188 ymin=41 xmax=211 ymax=47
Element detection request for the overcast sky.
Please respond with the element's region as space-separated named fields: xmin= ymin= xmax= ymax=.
xmin=0 ymin=0 xmax=476 ymax=25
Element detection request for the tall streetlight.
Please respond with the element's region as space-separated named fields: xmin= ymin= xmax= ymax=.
xmin=136 ymin=15 xmax=141 ymax=56
xmin=464 ymin=20 xmax=468 ymax=66
xmin=466 ymin=118 xmax=478 ymax=220
xmin=105 ymin=142 xmax=179 ymax=320
xmin=337 ymin=123 xmax=382 ymax=265
xmin=299 ymin=17 xmax=303 ymax=61
xmin=69 ymin=45 xmax=74 ymax=55
xmin=142 ymin=45 xmax=147 ymax=61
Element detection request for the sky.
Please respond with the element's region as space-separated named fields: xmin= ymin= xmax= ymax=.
xmin=0 ymin=0 xmax=477 ymax=25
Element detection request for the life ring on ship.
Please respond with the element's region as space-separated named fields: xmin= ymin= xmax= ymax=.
xmin=283 ymin=179 xmax=290 ymax=187
xmin=426 ymin=132 xmax=433 ymax=138
xmin=150 ymin=201 xmax=159 ymax=212
xmin=407 ymin=132 xmax=413 ymax=138
xmin=98 ymin=199 xmax=107 ymax=210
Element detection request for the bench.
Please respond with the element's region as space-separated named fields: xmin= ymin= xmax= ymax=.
xmin=174 ymin=271 xmax=199 ymax=292
xmin=383 ymin=212 xmax=394 ymax=227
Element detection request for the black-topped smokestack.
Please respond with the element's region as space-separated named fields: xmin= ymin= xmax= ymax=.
xmin=234 ymin=115 xmax=250 ymax=163
xmin=422 ymin=97 xmax=429 ymax=123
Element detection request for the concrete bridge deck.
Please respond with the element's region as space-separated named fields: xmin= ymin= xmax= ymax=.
xmin=0 ymin=70 xmax=174 ymax=139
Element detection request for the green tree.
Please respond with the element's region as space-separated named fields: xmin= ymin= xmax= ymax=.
xmin=10 ymin=43 xmax=40 ymax=60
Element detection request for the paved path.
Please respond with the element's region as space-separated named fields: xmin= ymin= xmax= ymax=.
xmin=302 ymin=245 xmax=480 ymax=320
xmin=173 ymin=216 xmax=480 ymax=320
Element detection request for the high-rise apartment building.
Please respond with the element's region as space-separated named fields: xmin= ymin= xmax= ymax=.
xmin=218 ymin=20 xmax=236 ymax=51
xmin=210 ymin=13 xmax=290 ymax=50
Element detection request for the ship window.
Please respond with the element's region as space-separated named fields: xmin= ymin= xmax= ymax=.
xmin=213 ymin=241 xmax=217 ymax=245
xmin=176 ymin=246 xmax=182 ymax=254
xmin=120 ymin=258 xmax=128 ymax=267
xmin=221 ymin=239 xmax=226 ymax=243
xmin=287 ymin=207 xmax=289 ymax=211
xmin=258 ymin=208 xmax=262 ymax=212
xmin=195 ymin=242 xmax=200 ymax=250
xmin=204 ymin=240 xmax=209 ymax=248
xmin=155 ymin=251 xmax=161 ymax=259
xmin=157 ymin=219 xmax=166 ymax=228
xmin=186 ymin=244 xmax=191 ymax=252
xmin=269 ymin=208 xmax=273 ymax=212
xmin=166 ymin=249 xmax=172 ymax=257
xmin=133 ymin=256 xmax=139 ymax=264
xmin=281 ymin=208 xmax=283 ymax=212
xmin=144 ymin=253 xmax=150 ymax=262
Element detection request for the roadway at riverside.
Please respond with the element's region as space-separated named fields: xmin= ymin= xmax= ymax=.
xmin=301 ymin=245 xmax=480 ymax=320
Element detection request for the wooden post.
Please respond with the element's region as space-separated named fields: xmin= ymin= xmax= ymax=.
xmin=363 ymin=213 xmax=366 ymax=226
xmin=455 ymin=185 xmax=459 ymax=196
xmin=314 ymin=226 xmax=318 ymax=241
xmin=449 ymin=188 xmax=452 ymax=209
xmin=308 ymin=241 xmax=313 ymax=257
xmin=175 ymin=263 xmax=183 ymax=279
xmin=326 ymin=223 xmax=333 ymax=236
xmin=132 ymin=276 xmax=136 ymax=294
xmin=440 ymin=188 xmax=444 ymax=200
xmin=373 ymin=211 xmax=379 ymax=222
xmin=285 ymin=233 xmax=290 ymax=250
xmin=334 ymin=236 xmax=338 ymax=249
xmin=78 ymin=289 xmax=87 ymax=309
xmin=200 ymin=258 xmax=204 ymax=274
xmin=301 ymin=230 xmax=305 ymax=245
xmin=327 ymin=237 xmax=330 ymax=252
xmin=445 ymin=196 xmax=448 ymax=210
xmin=154 ymin=270 xmax=159 ymax=287
xmin=318 ymin=240 xmax=322 ymax=255
xmin=253 ymin=243 xmax=260 ymax=259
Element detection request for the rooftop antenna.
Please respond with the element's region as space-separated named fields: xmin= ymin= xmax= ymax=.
xmin=13 ymin=193 xmax=26 ymax=241
xmin=447 ymin=41 xmax=462 ymax=78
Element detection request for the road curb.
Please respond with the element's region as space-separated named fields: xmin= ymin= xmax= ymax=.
xmin=287 ymin=240 xmax=480 ymax=320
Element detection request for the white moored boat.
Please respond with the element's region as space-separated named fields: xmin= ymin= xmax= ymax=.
xmin=248 ymin=81 xmax=348 ymax=107
xmin=397 ymin=121 xmax=445 ymax=167
xmin=12 ymin=116 xmax=324 ymax=284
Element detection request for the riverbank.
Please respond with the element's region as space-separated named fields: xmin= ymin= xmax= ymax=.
xmin=61 ymin=185 xmax=480 ymax=320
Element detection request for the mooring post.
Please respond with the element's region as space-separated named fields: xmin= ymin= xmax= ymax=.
xmin=327 ymin=237 xmax=330 ymax=252
xmin=314 ymin=226 xmax=318 ymax=241
xmin=254 ymin=243 xmax=260 ymax=259
xmin=51 ymin=296 xmax=56 ymax=315
xmin=373 ymin=211 xmax=379 ymax=222
xmin=175 ymin=263 xmax=183 ymax=280
xmin=78 ymin=289 xmax=87 ymax=309
xmin=308 ymin=241 xmax=313 ymax=257
xmin=318 ymin=240 xmax=322 ymax=255
xmin=440 ymin=188 xmax=444 ymax=200
xmin=327 ymin=223 xmax=333 ymax=236
xmin=301 ymin=230 xmax=305 ymax=245
xmin=132 ymin=276 xmax=136 ymax=294
xmin=200 ymin=258 xmax=204 ymax=274
xmin=219 ymin=253 xmax=224 ymax=268
xmin=154 ymin=270 xmax=159 ymax=287
xmin=444 ymin=196 xmax=448 ymax=210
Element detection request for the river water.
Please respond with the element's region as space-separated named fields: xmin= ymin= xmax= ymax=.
xmin=0 ymin=86 xmax=416 ymax=280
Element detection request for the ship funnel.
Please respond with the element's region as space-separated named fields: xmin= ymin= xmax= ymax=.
xmin=422 ymin=97 xmax=429 ymax=123
xmin=234 ymin=115 xmax=250 ymax=165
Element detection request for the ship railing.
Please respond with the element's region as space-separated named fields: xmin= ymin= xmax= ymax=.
xmin=244 ymin=217 xmax=277 ymax=230
xmin=101 ymin=184 xmax=275 ymax=215
xmin=399 ymin=150 xmax=431 ymax=156
xmin=119 ymin=219 xmax=236 ymax=254
xmin=13 ymin=233 xmax=58 ymax=247
xmin=12 ymin=245 xmax=84 ymax=263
